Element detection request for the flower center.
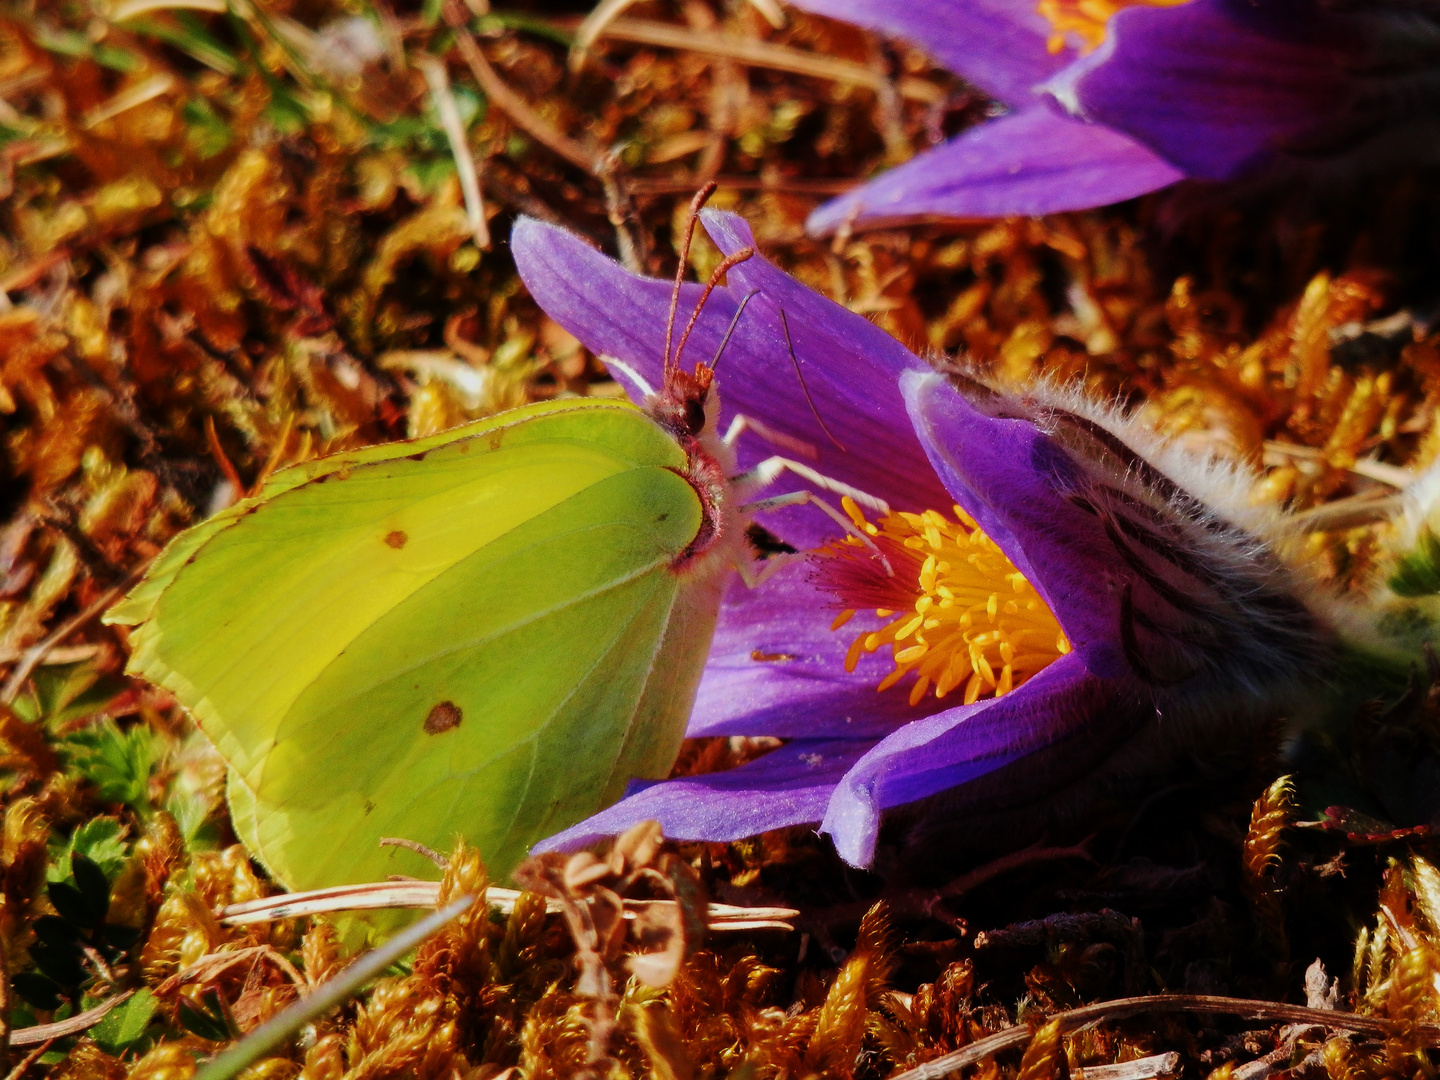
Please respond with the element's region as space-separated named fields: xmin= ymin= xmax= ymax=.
xmin=1035 ymin=0 xmax=1191 ymax=54
xmin=819 ymin=499 xmax=1071 ymax=708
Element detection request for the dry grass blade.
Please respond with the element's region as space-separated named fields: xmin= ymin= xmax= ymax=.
xmin=0 ymin=571 xmax=144 ymax=705
xmin=887 ymin=995 xmax=1440 ymax=1080
xmin=1261 ymin=441 xmax=1413 ymax=488
xmin=110 ymin=0 xmax=227 ymax=17
xmin=570 ymin=16 xmax=944 ymax=103
xmin=217 ymin=880 xmax=799 ymax=930
xmin=1073 ymin=1052 xmax=1182 ymax=1080
xmin=193 ymin=895 xmax=475 ymax=1080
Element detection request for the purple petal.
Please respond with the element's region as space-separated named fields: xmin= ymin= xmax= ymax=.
xmin=512 ymin=214 xmax=954 ymax=544
xmin=511 ymin=216 xmax=709 ymax=404
xmin=1046 ymin=0 xmax=1351 ymax=180
xmin=533 ymin=738 xmax=872 ymax=851
xmin=820 ymin=652 xmax=1111 ymax=865
xmin=900 ymin=369 xmax=1142 ymax=673
xmin=688 ymin=562 xmax=946 ymax=740
xmin=904 ymin=370 xmax=1329 ymax=708
xmin=806 ymin=107 xmax=1184 ymax=233
xmin=785 ymin=0 xmax=1073 ymax=106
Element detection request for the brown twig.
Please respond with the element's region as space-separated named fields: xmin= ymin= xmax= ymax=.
xmin=598 ymin=155 xmax=645 ymax=274
xmin=442 ymin=1 xmax=600 ymax=173
xmin=2 ymin=1039 xmax=53 ymax=1080
xmin=379 ymin=836 xmax=449 ymax=868
xmin=626 ymin=175 xmax=858 ymax=196
xmin=10 ymin=991 xmax=133 ymax=1048
xmin=0 ymin=572 xmax=143 ymax=705
xmin=415 ymin=54 xmax=490 ymax=250
xmin=887 ymin=995 xmax=1440 ymax=1080
xmin=0 ymin=933 xmax=10 ymax=1073
xmin=204 ymin=415 xmax=246 ymax=499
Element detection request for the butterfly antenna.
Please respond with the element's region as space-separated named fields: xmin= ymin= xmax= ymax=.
xmin=708 ymin=289 xmax=759 ymax=373
xmin=664 ymin=182 xmax=717 ymax=373
xmin=780 ymin=305 xmax=846 ymax=452
xmin=673 ymin=247 xmax=755 ymax=369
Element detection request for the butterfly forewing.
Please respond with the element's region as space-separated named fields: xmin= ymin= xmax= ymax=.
xmin=108 ymin=399 xmax=709 ymax=888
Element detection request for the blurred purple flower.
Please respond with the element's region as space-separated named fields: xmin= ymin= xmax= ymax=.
xmin=787 ymin=0 xmax=1440 ymax=232
xmin=512 ymin=210 xmax=1334 ymax=867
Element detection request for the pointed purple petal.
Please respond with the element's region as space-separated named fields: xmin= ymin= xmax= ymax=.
xmin=688 ymin=563 xmax=944 ymax=740
xmin=695 ymin=211 xmax=951 ymax=520
xmin=820 ymin=653 xmax=1111 ymax=865
xmin=806 ymin=107 xmax=1184 ymax=233
xmin=511 ymin=216 xmax=704 ymax=402
xmin=513 ymin=213 xmax=955 ymax=541
xmin=533 ymin=738 xmax=872 ymax=851
xmin=785 ymin=0 xmax=1073 ymax=105
xmin=1047 ymin=0 xmax=1351 ymax=180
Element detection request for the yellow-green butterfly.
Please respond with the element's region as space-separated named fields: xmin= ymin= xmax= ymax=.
xmin=105 ymin=197 xmax=774 ymax=894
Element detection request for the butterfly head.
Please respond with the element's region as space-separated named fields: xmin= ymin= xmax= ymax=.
xmin=652 ymin=363 xmax=715 ymax=441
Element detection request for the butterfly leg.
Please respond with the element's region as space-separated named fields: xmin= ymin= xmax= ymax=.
xmin=733 ymin=455 xmax=890 ymax=516
xmin=733 ymin=549 xmax=802 ymax=589
xmin=741 ymin=488 xmax=892 ymax=575
xmin=722 ymin=414 xmax=819 ymax=461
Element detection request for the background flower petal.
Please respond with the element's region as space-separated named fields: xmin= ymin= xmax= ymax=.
xmin=785 ymin=0 xmax=1073 ymax=105
xmin=805 ymin=107 xmax=1185 ymax=234
xmin=688 ymin=563 xmax=948 ymax=740
xmin=533 ymin=738 xmax=871 ymax=851
xmin=820 ymin=653 xmax=1111 ymax=865
xmin=1046 ymin=0 xmax=1350 ymax=180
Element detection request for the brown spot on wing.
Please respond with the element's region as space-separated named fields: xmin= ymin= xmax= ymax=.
xmin=424 ymin=701 xmax=462 ymax=734
xmin=384 ymin=530 xmax=408 ymax=549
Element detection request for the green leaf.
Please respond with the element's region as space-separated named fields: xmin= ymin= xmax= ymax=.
xmin=49 ymin=817 xmax=129 ymax=884
xmin=12 ymin=973 xmax=63 ymax=1012
xmin=1390 ymin=526 xmax=1440 ymax=597
xmin=60 ymin=721 xmax=155 ymax=811
xmin=22 ymin=663 xmax=121 ymax=727
xmin=70 ymin=854 xmax=111 ymax=922
xmin=45 ymin=880 xmax=100 ymax=931
xmin=264 ymin=87 xmax=310 ymax=134
xmin=480 ymin=11 xmax=575 ymax=47
xmin=182 ymin=97 xmax=233 ymax=160
xmin=177 ymin=992 xmax=233 ymax=1042
xmin=124 ymin=14 xmax=241 ymax=76
xmin=90 ymin=989 xmax=159 ymax=1055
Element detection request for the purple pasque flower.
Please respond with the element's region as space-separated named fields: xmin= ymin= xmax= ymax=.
xmin=512 ymin=209 xmax=1336 ymax=868
xmin=787 ymin=0 xmax=1440 ymax=232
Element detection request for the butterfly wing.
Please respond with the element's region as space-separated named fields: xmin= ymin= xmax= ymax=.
xmin=109 ymin=399 xmax=711 ymax=886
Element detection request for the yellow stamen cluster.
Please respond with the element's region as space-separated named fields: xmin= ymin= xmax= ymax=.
xmin=827 ymin=498 xmax=1071 ymax=708
xmin=1035 ymin=0 xmax=1192 ymax=53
